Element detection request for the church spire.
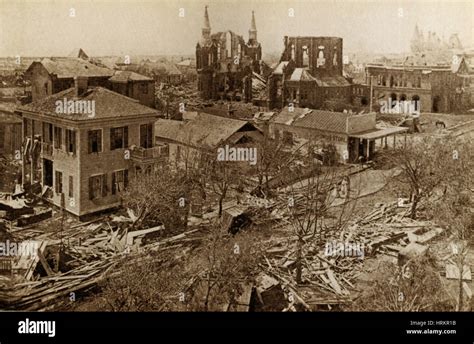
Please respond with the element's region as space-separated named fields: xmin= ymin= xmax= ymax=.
xmin=249 ymin=10 xmax=257 ymax=41
xmin=202 ymin=6 xmax=211 ymax=39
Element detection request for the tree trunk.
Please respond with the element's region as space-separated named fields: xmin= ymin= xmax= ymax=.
xmin=457 ymin=256 xmax=464 ymax=311
xmin=295 ymin=237 xmax=303 ymax=284
xmin=218 ymin=195 xmax=224 ymax=217
xmin=410 ymin=193 xmax=420 ymax=219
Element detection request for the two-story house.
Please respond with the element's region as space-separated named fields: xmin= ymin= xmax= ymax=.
xmin=16 ymin=77 xmax=161 ymax=219
xmin=25 ymin=58 xmax=156 ymax=108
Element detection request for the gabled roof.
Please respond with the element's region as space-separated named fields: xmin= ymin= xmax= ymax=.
xmin=155 ymin=112 xmax=260 ymax=149
xmin=271 ymin=106 xmax=352 ymax=134
xmin=68 ymin=48 xmax=89 ymax=60
xmin=198 ymin=30 xmax=246 ymax=49
xmin=26 ymin=58 xmax=114 ymax=79
xmin=17 ymin=87 xmax=158 ymax=121
xmin=109 ymin=71 xmax=153 ymax=83
xmin=289 ymin=68 xmax=317 ymax=82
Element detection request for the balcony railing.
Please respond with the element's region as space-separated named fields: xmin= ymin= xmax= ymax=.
xmin=130 ymin=145 xmax=169 ymax=162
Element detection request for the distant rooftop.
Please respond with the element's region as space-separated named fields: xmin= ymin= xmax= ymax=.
xmin=26 ymin=58 xmax=114 ymax=79
xmin=109 ymin=70 xmax=153 ymax=83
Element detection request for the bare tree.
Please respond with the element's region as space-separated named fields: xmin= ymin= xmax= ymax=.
xmin=254 ymin=130 xmax=293 ymax=197
xmin=188 ymin=221 xmax=260 ymax=311
xmin=122 ymin=166 xmax=190 ymax=231
xmin=381 ymin=137 xmax=452 ymax=219
xmin=351 ymin=256 xmax=453 ymax=311
xmin=283 ymin=158 xmax=357 ymax=284
xmin=429 ymin=137 xmax=474 ymax=310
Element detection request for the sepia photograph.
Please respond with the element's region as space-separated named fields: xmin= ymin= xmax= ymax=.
xmin=0 ymin=0 xmax=473 ymax=338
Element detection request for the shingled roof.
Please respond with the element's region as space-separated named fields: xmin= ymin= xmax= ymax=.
xmin=17 ymin=87 xmax=158 ymax=121
xmin=26 ymin=58 xmax=114 ymax=79
xmin=271 ymin=106 xmax=353 ymax=134
xmin=109 ymin=71 xmax=153 ymax=83
xmin=155 ymin=112 xmax=260 ymax=149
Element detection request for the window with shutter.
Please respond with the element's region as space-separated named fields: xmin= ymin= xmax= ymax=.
xmin=68 ymin=176 xmax=73 ymax=198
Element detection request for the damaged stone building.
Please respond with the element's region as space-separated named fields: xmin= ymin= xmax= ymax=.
xmin=268 ymin=36 xmax=352 ymax=110
xmin=196 ymin=7 xmax=263 ymax=102
xmin=365 ymin=57 xmax=472 ymax=113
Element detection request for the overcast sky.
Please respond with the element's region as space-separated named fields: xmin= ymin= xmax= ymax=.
xmin=0 ymin=0 xmax=472 ymax=57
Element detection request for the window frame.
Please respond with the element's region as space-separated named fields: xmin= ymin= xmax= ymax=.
xmin=55 ymin=170 xmax=63 ymax=194
xmin=110 ymin=126 xmax=128 ymax=150
xmin=88 ymin=129 xmax=103 ymax=154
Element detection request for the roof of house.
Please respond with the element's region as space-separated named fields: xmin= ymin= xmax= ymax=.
xmin=17 ymin=87 xmax=158 ymax=121
xmin=0 ymin=103 xmax=21 ymax=123
xmin=271 ymin=106 xmax=353 ymax=134
xmin=67 ymin=48 xmax=89 ymax=60
xmin=140 ymin=61 xmax=182 ymax=76
xmin=27 ymin=58 xmax=114 ymax=79
xmin=155 ymin=112 xmax=259 ymax=149
xmin=109 ymin=70 xmax=154 ymax=83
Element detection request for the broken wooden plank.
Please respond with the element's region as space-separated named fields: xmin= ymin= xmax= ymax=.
xmin=37 ymin=249 xmax=54 ymax=277
xmin=446 ymin=264 xmax=472 ymax=281
xmin=326 ymin=269 xmax=342 ymax=295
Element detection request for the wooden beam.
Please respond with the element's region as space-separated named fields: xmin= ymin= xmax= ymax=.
xmin=37 ymin=249 xmax=54 ymax=277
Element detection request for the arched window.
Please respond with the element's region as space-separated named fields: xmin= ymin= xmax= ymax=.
xmin=317 ymin=50 xmax=325 ymax=67
xmin=302 ymin=46 xmax=309 ymax=67
xmin=333 ymin=52 xmax=338 ymax=66
xmin=291 ymin=44 xmax=295 ymax=60
xmin=412 ymin=95 xmax=420 ymax=112
xmin=226 ymin=32 xmax=232 ymax=58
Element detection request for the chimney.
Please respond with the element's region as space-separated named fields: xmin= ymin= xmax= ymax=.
xmin=74 ymin=76 xmax=88 ymax=97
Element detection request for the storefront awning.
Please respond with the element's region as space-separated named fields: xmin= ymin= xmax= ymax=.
xmin=350 ymin=126 xmax=408 ymax=140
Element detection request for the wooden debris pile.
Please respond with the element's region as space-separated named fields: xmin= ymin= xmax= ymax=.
xmin=255 ymin=200 xmax=446 ymax=311
xmin=0 ymin=213 xmax=207 ymax=311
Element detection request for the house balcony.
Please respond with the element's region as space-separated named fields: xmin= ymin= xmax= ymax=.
xmin=129 ymin=144 xmax=169 ymax=164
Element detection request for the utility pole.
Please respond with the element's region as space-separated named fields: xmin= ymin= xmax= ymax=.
xmin=369 ymin=75 xmax=374 ymax=112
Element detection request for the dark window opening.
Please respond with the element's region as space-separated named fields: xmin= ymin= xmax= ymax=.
xmin=88 ymin=130 xmax=102 ymax=153
xmin=55 ymin=170 xmax=63 ymax=194
xmin=110 ymin=126 xmax=128 ymax=150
